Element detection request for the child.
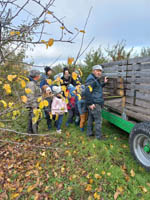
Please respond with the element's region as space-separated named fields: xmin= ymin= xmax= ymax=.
xmin=77 ymin=85 xmax=88 ymax=132
xmin=42 ymin=85 xmax=53 ymax=130
xmin=65 ymin=84 xmax=76 ymax=127
xmin=51 ymin=86 xmax=67 ymax=133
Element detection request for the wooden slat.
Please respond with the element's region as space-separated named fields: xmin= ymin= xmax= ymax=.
xmin=128 ymin=56 xmax=150 ymax=65
xmin=126 ymin=97 xmax=150 ymax=109
xmin=102 ymin=60 xmax=127 ymax=67
xmin=126 ymin=104 xmax=150 ymax=115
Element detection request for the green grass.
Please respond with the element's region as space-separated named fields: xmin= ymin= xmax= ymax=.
xmin=0 ymin=118 xmax=150 ymax=200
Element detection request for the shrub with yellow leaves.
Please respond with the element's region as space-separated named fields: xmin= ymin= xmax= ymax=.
xmin=3 ymin=84 xmax=11 ymax=94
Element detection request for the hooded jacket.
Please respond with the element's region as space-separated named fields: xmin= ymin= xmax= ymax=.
xmin=85 ymin=73 xmax=105 ymax=106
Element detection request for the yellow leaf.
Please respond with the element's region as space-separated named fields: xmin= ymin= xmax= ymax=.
xmin=47 ymin=11 xmax=52 ymax=14
xmin=21 ymin=80 xmax=26 ymax=88
xmin=0 ymin=122 xmax=5 ymax=128
xmin=10 ymin=193 xmax=20 ymax=199
xmin=37 ymin=97 xmax=42 ymax=102
xmin=41 ymin=40 xmax=46 ymax=44
xmin=94 ymin=192 xmax=100 ymax=200
xmin=7 ymin=75 xmax=17 ymax=81
xmin=0 ymin=100 xmax=7 ymax=108
xmin=61 ymin=167 xmax=65 ymax=173
xmin=107 ymin=172 xmax=111 ymax=176
xmin=21 ymin=95 xmax=28 ymax=103
xmin=78 ymin=68 xmax=83 ymax=77
xmin=89 ymin=179 xmax=93 ymax=184
xmin=3 ymin=84 xmax=11 ymax=94
xmin=94 ymin=174 xmax=102 ymax=179
xmin=48 ymin=38 xmax=54 ymax=46
xmin=130 ymin=169 xmax=135 ymax=177
xmin=72 ymin=72 xmax=78 ymax=80
xmin=43 ymin=100 xmax=49 ymax=107
xmin=8 ymin=102 xmax=14 ymax=108
xmin=139 ymin=186 xmax=148 ymax=193
xmin=85 ymin=184 xmax=92 ymax=192
xmin=10 ymin=31 xmax=15 ymax=36
xmin=60 ymin=26 xmax=65 ymax=30
xmin=27 ymin=185 xmax=36 ymax=193
xmin=40 ymin=151 xmax=46 ymax=157
xmin=0 ymin=81 xmax=2 ymax=84
xmin=25 ymin=88 xmax=32 ymax=94
xmin=80 ymin=30 xmax=86 ymax=33
xmin=77 ymin=94 xmax=81 ymax=101
xmin=16 ymin=31 xmax=20 ymax=35
xmin=44 ymin=20 xmax=51 ymax=24
xmin=88 ymin=85 xmax=93 ymax=92
xmin=49 ymin=112 xmax=53 ymax=119
xmin=101 ymin=171 xmax=105 ymax=175
xmin=47 ymin=79 xmax=52 ymax=85
xmin=68 ymin=57 xmax=74 ymax=65
xmin=61 ymin=85 xmax=66 ymax=92
xmin=55 ymin=114 xmax=59 ymax=121
xmin=65 ymin=98 xmax=69 ymax=104
xmin=39 ymin=101 xmax=44 ymax=109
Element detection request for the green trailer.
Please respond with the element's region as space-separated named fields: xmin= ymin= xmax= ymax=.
xmin=102 ymin=56 xmax=150 ymax=171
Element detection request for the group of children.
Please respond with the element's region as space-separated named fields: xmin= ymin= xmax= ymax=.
xmin=41 ymin=82 xmax=88 ymax=133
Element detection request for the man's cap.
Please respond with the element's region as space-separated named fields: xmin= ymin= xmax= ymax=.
xmin=44 ymin=66 xmax=52 ymax=74
xmin=92 ymin=65 xmax=103 ymax=71
xmin=29 ymin=70 xmax=40 ymax=78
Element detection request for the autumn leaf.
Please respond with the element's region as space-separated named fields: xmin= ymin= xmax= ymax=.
xmin=94 ymin=192 xmax=100 ymax=200
xmin=94 ymin=174 xmax=102 ymax=179
xmin=114 ymin=190 xmax=120 ymax=200
xmin=85 ymin=184 xmax=92 ymax=192
xmin=21 ymin=95 xmax=28 ymax=103
xmin=48 ymin=38 xmax=54 ymax=46
xmin=3 ymin=84 xmax=11 ymax=94
xmin=37 ymin=97 xmax=42 ymax=102
xmin=47 ymin=11 xmax=52 ymax=14
xmin=88 ymin=85 xmax=93 ymax=92
xmin=0 ymin=122 xmax=5 ymax=128
xmin=21 ymin=80 xmax=26 ymax=88
xmin=60 ymin=26 xmax=65 ymax=30
xmin=8 ymin=102 xmax=14 ymax=108
xmin=77 ymin=94 xmax=81 ymax=101
xmin=44 ymin=20 xmax=51 ymax=24
xmin=47 ymin=79 xmax=52 ymax=85
xmin=80 ymin=30 xmax=86 ymax=33
xmin=16 ymin=31 xmax=20 ymax=35
xmin=7 ymin=75 xmax=17 ymax=81
xmin=55 ymin=114 xmax=59 ymax=121
xmin=10 ymin=193 xmax=20 ymax=199
xmin=43 ymin=100 xmax=49 ymax=107
xmin=68 ymin=57 xmax=74 ymax=65
xmin=27 ymin=185 xmax=37 ymax=193
xmin=0 ymin=100 xmax=7 ymax=108
xmin=72 ymin=72 xmax=78 ymax=80
xmin=10 ymin=31 xmax=15 ymax=36
xmin=25 ymin=88 xmax=32 ymax=94
xmin=130 ymin=169 xmax=135 ymax=177
xmin=139 ymin=186 xmax=148 ymax=193
xmin=41 ymin=40 xmax=46 ymax=44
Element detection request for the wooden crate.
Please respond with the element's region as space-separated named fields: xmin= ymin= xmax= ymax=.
xmin=102 ymin=56 xmax=150 ymax=122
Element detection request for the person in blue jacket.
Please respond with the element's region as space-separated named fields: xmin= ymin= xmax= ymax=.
xmin=85 ymin=65 xmax=108 ymax=140
xmin=40 ymin=66 xmax=53 ymax=89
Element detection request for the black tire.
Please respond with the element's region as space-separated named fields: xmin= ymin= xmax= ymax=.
xmin=129 ymin=122 xmax=150 ymax=171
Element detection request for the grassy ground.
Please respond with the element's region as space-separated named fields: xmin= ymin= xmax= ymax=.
xmin=0 ymin=116 xmax=150 ymax=200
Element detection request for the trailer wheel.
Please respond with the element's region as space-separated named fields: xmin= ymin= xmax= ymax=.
xmin=129 ymin=122 xmax=150 ymax=171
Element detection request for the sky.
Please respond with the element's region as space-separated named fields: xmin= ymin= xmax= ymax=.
xmin=22 ymin=0 xmax=150 ymax=70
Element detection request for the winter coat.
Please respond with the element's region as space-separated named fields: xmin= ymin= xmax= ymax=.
xmin=51 ymin=96 xmax=67 ymax=115
xmin=26 ymin=77 xmax=41 ymax=108
xmin=85 ymin=73 xmax=105 ymax=106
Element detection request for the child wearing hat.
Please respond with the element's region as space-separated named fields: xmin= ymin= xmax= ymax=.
xmin=42 ymin=85 xmax=53 ymax=130
xmin=51 ymin=86 xmax=68 ymax=133
xmin=40 ymin=66 xmax=52 ymax=89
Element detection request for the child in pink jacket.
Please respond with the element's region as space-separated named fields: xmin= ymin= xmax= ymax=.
xmin=51 ymin=86 xmax=67 ymax=133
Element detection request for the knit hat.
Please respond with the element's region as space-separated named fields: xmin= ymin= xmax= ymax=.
xmin=44 ymin=66 xmax=52 ymax=75
xmin=46 ymin=87 xmax=51 ymax=92
xmin=52 ymin=86 xmax=61 ymax=94
xmin=92 ymin=65 xmax=103 ymax=71
xmin=29 ymin=70 xmax=40 ymax=78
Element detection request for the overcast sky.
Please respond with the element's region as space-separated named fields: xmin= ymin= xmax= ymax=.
xmin=24 ymin=0 xmax=150 ymax=69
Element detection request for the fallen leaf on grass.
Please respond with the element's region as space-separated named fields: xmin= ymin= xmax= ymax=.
xmin=130 ymin=169 xmax=135 ymax=177
xmin=85 ymin=184 xmax=92 ymax=192
xmin=94 ymin=192 xmax=100 ymax=200
xmin=139 ymin=186 xmax=148 ymax=193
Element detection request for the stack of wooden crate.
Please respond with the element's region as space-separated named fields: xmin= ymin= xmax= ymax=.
xmin=102 ymin=56 xmax=150 ymax=122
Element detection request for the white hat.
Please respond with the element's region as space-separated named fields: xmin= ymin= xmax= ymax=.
xmin=92 ymin=65 xmax=103 ymax=71
xmin=52 ymin=86 xmax=61 ymax=94
xmin=46 ymin=87 xmax=51 ymax=92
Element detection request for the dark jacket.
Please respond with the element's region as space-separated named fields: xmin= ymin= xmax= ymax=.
xmin=85 ymin=73 xmax=105 ymax=106
xmin=61 ymin=75 xmax=73 ymax=87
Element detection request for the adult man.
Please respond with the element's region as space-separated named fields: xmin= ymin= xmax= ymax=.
xmin=85 ymin=65 xmax=108 ymax=140
xmin=40 ymin=66 xmax=52 ymax=88
xmin=26 ymin=70 xmax=41 ymax=134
